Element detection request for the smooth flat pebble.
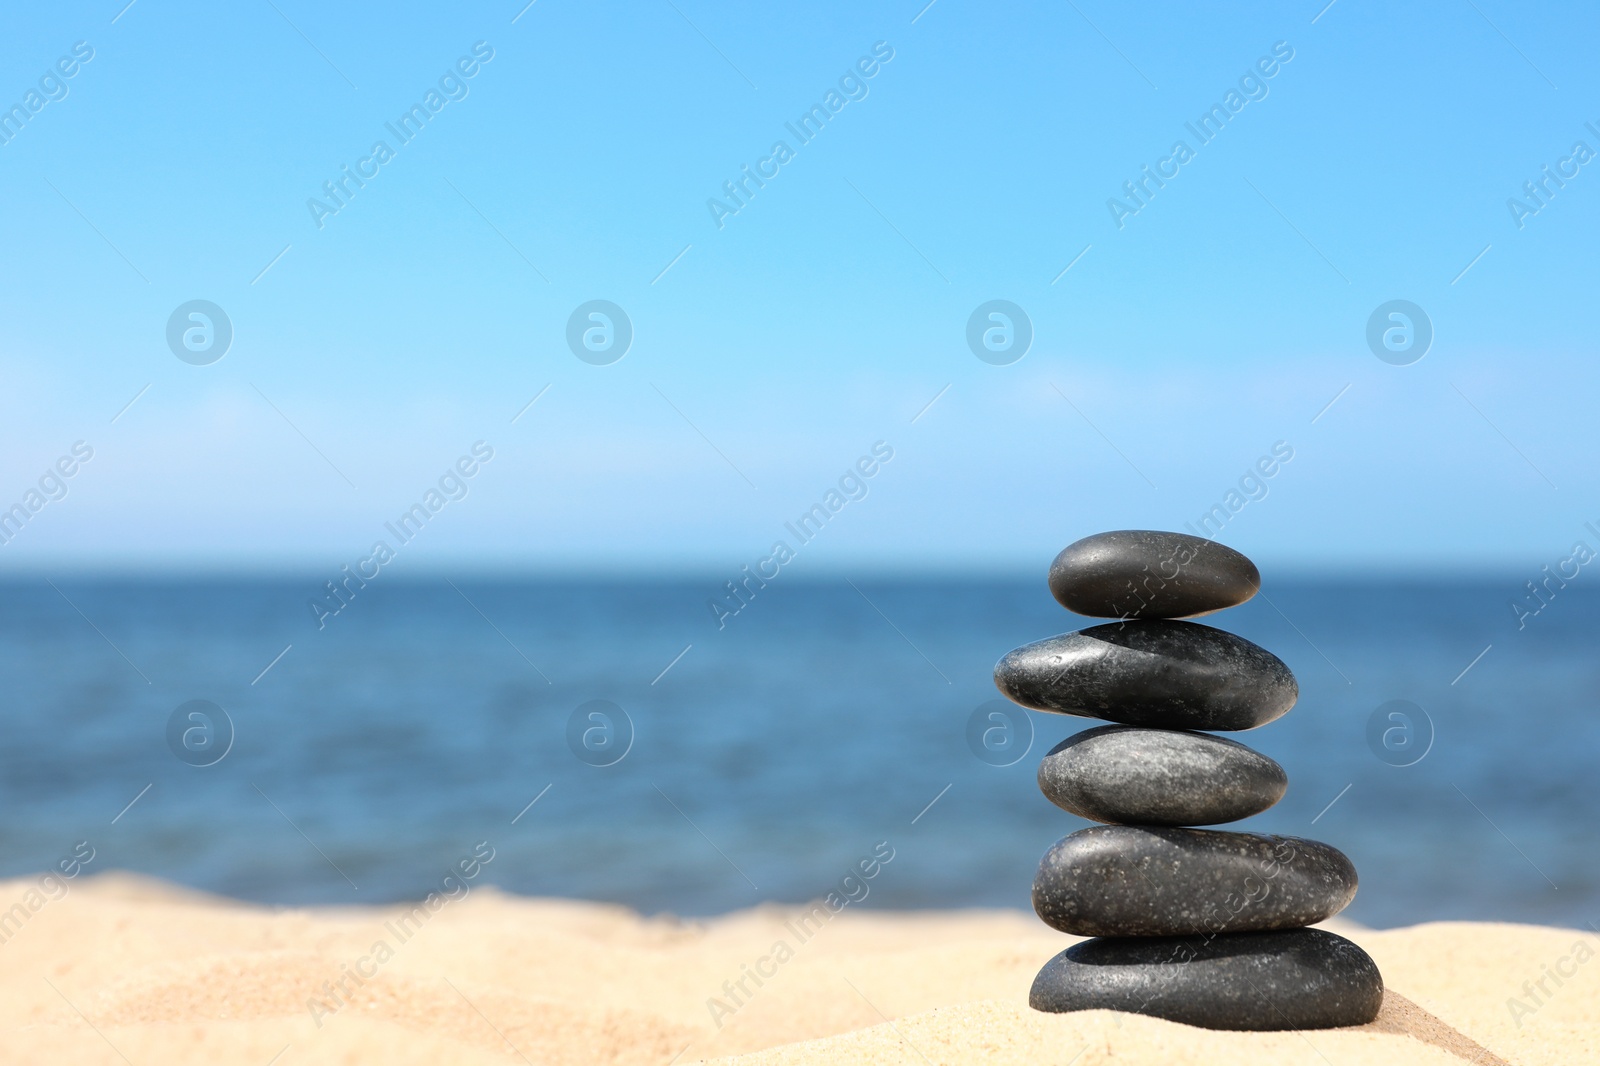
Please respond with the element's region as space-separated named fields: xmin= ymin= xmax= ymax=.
xmin=1037 ymin=726 xmax=1287 ymax=826
xmin=993 ymin=620 xmax=1297 ymax=731
xmin=1048 ymin=530 xmax=1261 ymax=619
xmin=1032 ymin=826 xmax=1358 ymax=937
xmin=1029 ymin=927 xmax=1384 ymax=1030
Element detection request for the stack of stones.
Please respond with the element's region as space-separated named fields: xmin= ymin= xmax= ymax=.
xmin=993 ymin=530 xmax=1383 ymax=1031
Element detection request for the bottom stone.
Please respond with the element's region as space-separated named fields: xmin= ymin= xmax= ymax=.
xmin=1029 ymin=928 xmax=1383 ymax=1031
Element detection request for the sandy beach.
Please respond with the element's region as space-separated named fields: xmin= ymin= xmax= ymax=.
xmin=0 ymin=872 xmax=1588 ymax=1064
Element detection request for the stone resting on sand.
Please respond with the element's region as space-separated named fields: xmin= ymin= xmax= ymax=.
xmin=994 ymin=530 xmax=1383 ymax=1031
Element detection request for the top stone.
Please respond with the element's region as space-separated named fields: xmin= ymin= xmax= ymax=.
xmin=1049 ymin=530 xmax=1260 ymax=619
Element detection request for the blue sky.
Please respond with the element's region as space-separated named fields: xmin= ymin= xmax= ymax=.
xmin=1 ymin=0 xmax=1596 ymax=574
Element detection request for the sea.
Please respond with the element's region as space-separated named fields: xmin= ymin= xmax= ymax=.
xmin=1 ymin=575 xmax=1593 ymax=931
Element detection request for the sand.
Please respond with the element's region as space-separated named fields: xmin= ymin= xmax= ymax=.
xmin=0 ymin=872 xmax=1589 ymax=1064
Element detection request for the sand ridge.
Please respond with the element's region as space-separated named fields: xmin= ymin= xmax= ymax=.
xmin=0 ymin=872 xmax=1588 ymax=1064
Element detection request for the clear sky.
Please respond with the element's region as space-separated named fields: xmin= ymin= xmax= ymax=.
xmin=1 ymin=0 xmax=1596 ymax=574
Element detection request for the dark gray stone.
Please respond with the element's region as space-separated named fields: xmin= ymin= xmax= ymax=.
xmin=1038 ymin=726 xmax=1287 ymax=827
xmin=1032 ymin=826 xmax=1357 ymax=937
xmin=993 ymin=620 xmax=1297 ymax=731
xmin=1048 ymin=530 xmax=1260 ymax=619
xmin=1029 ymin=928 xmax=1384 ymax=1030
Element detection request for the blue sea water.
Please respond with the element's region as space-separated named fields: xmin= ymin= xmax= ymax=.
xmin=1 ymin=575 xmax=1593 ymax=930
